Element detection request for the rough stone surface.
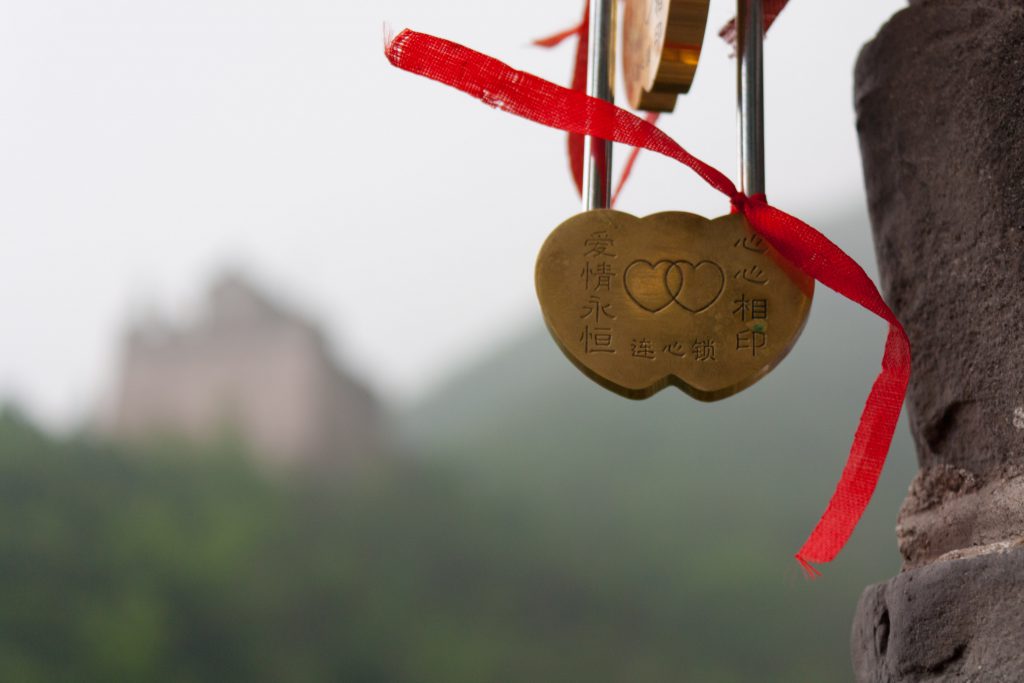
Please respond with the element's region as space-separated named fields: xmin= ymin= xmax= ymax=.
xmin=852 ymin=1 xmax=1024 ymax=680
xmin=897 ymin=468 xmax=1024 ymax=567
xmin=851 ymin=545 xmax=1024 ymax=683
xmin=855 ymin=0 xmax=1024 ymax=561
xmin=856 ymin=0 xmax=1024 ymax=481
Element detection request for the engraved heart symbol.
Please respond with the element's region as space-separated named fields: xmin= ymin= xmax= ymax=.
xmin=623 ymin=260 xmax=681 ymax=312
xmin=672 ymin=260 xmax=724 ymax=312
xmin=535 ymin=210 xmax=814 ymax=401
xmin=623 ymin=260 xmax=725 ymax=313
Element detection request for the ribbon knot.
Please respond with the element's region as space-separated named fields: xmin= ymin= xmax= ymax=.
xmin=731 ymin=191 xmax=768 ymax=211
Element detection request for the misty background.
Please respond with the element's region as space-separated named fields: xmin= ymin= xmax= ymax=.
xmin=1 ymin=0 xmax=904 ymax=426
xmin=0 ymin=1 xmax=914 ymax=681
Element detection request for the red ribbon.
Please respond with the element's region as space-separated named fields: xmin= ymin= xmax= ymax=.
xmin=384 ymin=28 xmax=910 ymax=576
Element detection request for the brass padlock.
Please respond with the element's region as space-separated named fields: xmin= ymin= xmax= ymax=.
xmin=537 ymin=0 xmax=811 ymax=400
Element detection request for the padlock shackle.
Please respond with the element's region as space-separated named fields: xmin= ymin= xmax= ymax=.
xmin=584 ymin=0 xmax=764 ymax=203
xmin=583 ymin=0 xmax=615 ymax=211
xmin=737 ymin=0 xmax=765 ymax=196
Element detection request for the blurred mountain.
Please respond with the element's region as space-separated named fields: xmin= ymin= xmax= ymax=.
xmin=0 ymin=206 xmax=920 ymax=682
xmin=108 ymin=271 xmax=380 ymax=468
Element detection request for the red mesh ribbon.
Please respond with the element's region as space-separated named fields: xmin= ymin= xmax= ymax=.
xmin=384 ymin=29 xmax=910 ymax=575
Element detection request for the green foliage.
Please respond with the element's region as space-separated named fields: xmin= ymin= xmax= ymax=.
xmin=0 ymin=385 xmax=911 ymax=683
xmin=0 ymin=245 xmax=916 ymax=682
xmin=0 ymin=206 xmax=914 ymax=680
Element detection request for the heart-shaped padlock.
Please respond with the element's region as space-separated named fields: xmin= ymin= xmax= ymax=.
xmin=535 ymin=209 xmax=812 ymax=400
xmin=540 ymin=0 xmax=809 ymax=400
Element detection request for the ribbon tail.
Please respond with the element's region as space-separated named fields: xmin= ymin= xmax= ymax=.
xmin=742 ymin=202 xmax=911 ymax=573
xmin=793 ymin=324 xmax=910 ymax=572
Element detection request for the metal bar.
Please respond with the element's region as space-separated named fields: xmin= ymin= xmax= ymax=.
xmin=737 ymin=0 xmax=765 ymax=196
xmin=583 ymin=0 xmax=615 ymax=211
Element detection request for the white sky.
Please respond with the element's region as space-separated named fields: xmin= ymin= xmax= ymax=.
xmin=0 ymin=0 xmax=906 ymax=428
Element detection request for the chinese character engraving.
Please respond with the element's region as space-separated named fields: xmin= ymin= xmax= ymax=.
xmin=691 ymin=338 xmax=717 ymax=362
xmin=736 ymin=328 xmax=767 ymax=356
xmin=583 ymin=230 xmax=616 ymax=258
xmin=580 ymin=326 xmax=615 ymax=354
xmin=579 ymin=296 xmax=616 ymax=323
xmin=631 ymin=338 xmax=656 ymax=360
xmin=662 ymin=341 xmax=687 ymax=358
xmin=734 ymin=234 xmax=768 ymax=254
xmin=732 ymin=294 xmax=768 ymax=321
xmin=734 ymin=265 xmax=769 ymax=285
xmin=580 ymin=262 xmax=616 ymax=292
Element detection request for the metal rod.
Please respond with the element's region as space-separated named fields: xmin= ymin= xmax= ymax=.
xmin=737 ymin=0 xmax=765 ymax=196
xmin=583 ymin=0 xmax=615 ymax=211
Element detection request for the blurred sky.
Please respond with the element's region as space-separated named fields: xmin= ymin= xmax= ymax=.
xmin=0 ymin=0 xmax=906 ymax=428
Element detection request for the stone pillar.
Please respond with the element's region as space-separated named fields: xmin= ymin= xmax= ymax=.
xmin=851 ymin=0 xmax=1024 ymax=680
